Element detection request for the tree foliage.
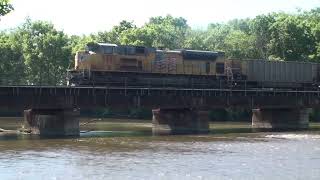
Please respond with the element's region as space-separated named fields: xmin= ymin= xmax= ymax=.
xmin=0 ymin=0 xmax=13 ymax=17
xmin=1 ymin=9 xmax=320 ymax=85
xmin=0 ymin=32 xmax=24 ymax=85
xmin=119 ymin=15 xmax=189 ymax=49
xmin=0 ymin=19 xmax=71 ymax=85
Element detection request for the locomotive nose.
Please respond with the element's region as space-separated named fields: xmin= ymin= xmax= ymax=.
xmin=75 ymin=51 xmax=89 ymax=69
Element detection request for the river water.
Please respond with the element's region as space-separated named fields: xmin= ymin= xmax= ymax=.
xmin=0 ymin=119 xmax=320 ymax=180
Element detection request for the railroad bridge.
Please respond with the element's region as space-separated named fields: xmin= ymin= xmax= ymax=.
xmin=1 ymin=85 xmax=320 ymax=136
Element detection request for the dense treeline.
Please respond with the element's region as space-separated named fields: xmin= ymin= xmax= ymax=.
xmin=1 ymin=8 xmax=320 ymax=120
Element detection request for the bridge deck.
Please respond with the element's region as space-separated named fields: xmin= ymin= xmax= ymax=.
xmin=0 ymin=85 xmax=320 ymax=110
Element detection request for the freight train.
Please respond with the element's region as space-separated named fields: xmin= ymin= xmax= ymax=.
xmin=67 ymin=42 xmax=320 ymax=89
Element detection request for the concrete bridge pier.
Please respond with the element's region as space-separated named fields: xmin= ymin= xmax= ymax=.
xmin=252 ymin=108 xmax=311 ymax=130
xmin=152 ymin=108 xmax=209 ymax=135
xmin=23 ymin=108 xmax=80 ymax=137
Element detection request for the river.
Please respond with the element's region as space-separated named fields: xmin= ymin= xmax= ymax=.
xmin=0 ymin=118 xmax=320 ymax=180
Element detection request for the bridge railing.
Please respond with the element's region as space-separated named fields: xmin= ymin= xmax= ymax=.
xmin=1 ymin=71 xmax=320 ymax=94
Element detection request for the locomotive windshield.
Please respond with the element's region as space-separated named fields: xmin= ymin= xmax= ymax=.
xmin=86 ymin=42 xmax=100 ymax=52
xmin=85 ymin=42 xmax=117 ymax=54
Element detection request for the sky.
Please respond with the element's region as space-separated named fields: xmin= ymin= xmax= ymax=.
xmin=0 ymin=0 xmax=320 ymax=35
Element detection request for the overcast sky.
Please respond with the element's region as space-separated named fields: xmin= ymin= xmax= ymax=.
xmin=1 ymin=0 xmax=319 ymax=35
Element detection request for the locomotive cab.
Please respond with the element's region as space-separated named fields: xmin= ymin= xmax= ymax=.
xmin=75 ymin=43 xmax=117 ymax=71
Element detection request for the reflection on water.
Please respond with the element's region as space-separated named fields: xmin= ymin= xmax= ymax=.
xmin=0 ymin=118 xmax=320 ymax=180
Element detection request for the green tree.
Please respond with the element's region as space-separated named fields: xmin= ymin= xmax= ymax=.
xmin=228 ymin=18 xmax=252 ymax=34
xmin=250 ymin=14 xmax=276 ymax=59
xmin=120 ymin=27 xmax=154 ymax=46
xmin=204 ymin=24 xmax=231 ymax=52
xmin=119 ymin=15 xmax=189 ymax=49
xmin=303 ymin=8 xmax=320 ymax=61
xmin=224 ymin=30 xmax=258 ymax=59
xmin=13 ymin=19 xmax=71 ymax=85
xmin=0 ymin=32 xmax=25 ymax=85
xmin=146 ymin=15 xmax=189 ymax=49
xmin=183 ymin=30 xmax=208 ymax=50
xmin=268 ymin=14 xmax=316 ymax=61
xmin=95 ymin=20 xmax=136 ymax=44
xmin=0 ymin=0 xmax=13 ymax=18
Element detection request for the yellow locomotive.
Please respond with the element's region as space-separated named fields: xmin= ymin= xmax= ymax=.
xmin=67 ymin=43 xmax=320 ymax=89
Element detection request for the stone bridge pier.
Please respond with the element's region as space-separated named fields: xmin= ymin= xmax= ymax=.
xmin=252 ymin=108 xmax=311 ymax=130
xmin=23 ymin=108 xmax=80 ymax=137
xmin=152 ymin=108 xmax=209 ymax=135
